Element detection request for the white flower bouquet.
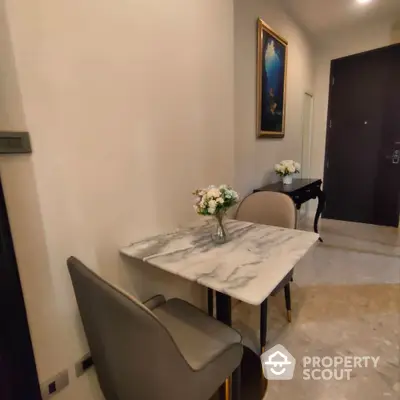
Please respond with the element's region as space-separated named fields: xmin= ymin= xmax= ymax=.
xmin=193 ymin=185 xmax=239 ymax=216
xmin=193 ymin=185 xmax=239 ymax=244
xmin=274 ymin=160 xmax=301 ymax=177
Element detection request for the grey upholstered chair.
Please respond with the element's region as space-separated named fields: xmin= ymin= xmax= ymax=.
xmin=67 ymin=257 xmax=243 ymax=400
xmin=235 ymin=191 xmax=296 ymax=325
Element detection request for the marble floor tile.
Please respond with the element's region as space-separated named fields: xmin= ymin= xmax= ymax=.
xmin=300 ymin=218 xmax=400 ymax=258
xmin=295 ymin=245 xmax=400 ymax=286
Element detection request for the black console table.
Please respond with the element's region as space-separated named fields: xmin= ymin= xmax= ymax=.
xmin=254 ymin=179 xmax=326 ymax=242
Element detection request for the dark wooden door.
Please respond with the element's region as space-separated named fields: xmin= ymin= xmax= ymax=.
xmin=0 ymin=178 xmax=41 ymax=400
xmin=324 ymin=44 xmax=400 ymax=227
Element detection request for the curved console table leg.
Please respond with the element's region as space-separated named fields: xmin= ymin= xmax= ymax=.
xmin=313 ymin=189 xmax=326 ymax=242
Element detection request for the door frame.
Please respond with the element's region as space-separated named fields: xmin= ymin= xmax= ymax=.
xmin=0 ymin=176 xmax=41 ymax=399
xmin=301 ymin=91 xmax=314 ymax=180
xmin=300 ymin=91 xmax=314 ymax=221
xmin=322 ymin=60 xmax=335 ymax=218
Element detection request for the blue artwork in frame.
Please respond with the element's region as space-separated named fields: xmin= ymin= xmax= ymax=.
xmin=257 ymin=19 xmax=288 ymax=138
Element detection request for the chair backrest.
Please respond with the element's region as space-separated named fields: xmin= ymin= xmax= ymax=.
xmin=67 ymin=257 xmax=189 ymax=400
xmin=235 ymin=191 xmax=296 ymax=229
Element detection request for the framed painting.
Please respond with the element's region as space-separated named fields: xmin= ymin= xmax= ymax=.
xmin=257 ymin=18 xmax=288 ymax=138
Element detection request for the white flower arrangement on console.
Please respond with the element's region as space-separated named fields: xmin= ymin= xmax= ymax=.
xmin=193 ymin=185 xmax=239 ymax=244
xmin=274 ymin=160 xmax=301 ymax=185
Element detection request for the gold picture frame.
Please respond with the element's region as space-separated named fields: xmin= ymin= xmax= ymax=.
xmin=257 ymin=18 xmax=288 ymax=138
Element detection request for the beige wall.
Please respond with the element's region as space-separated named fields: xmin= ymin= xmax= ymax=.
xmin=0 ymin=0 xmax=25 ymax=128
xmin=311 ymin=18 xmax=400 ymax=180
xmin=2 ymin=0 xmax=234 ymax=398
xmin=1 ymin=0 xmax=84 ymax=397
xmin=234 ymin=0 xmax=313 ymax=195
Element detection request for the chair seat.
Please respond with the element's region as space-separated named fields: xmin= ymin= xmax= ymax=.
xmin=153 ymin=298 xmax=242 ymax=371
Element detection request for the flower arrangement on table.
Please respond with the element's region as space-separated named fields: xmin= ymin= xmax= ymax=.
xmin=274 ymin=160 xmax=301 ymax=185
xmin=193 ymin=185 xmax=239 ymax=244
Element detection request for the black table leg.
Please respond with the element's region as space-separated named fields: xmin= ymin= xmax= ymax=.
xmin=260 ymin=298 xmax=268 ymax=354
xmin=232 ymin=366 xmax=241 ymax=400
xmin=314 ymin=188 xmax=326 ymax=242
xmin=216 ymin=292 xmax=232 ymax=399
xmin=208 ymin=288 xmax=214 ymax=317
xmin=216 ymin=292 xmax=232 ymax=325
xmin=214 ymin=292 xmax=266 ymax=400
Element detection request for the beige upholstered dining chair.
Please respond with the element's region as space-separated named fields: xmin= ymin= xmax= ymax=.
xmin=235 ymin=191 xmax=296 ymax=230
xmin=235 ymin=191 xmax=296 ymax=323
xmin=67 ymin=257 xmax=243 ymax=400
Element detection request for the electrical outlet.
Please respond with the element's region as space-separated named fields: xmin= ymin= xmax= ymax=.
xmin=40 ymin=370 xmax=69 ymax=399
xmin=75 ymin=353 xmax=94 ymax=377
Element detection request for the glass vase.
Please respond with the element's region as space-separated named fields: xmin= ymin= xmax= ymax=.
xmin=211 ymin=212 xmax=230 ymax=244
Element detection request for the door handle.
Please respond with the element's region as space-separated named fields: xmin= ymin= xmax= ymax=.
xmin=386 ymin=150 xmax=399 ymax=164
xmin=392 ymin=150 xmax=399 ymax=164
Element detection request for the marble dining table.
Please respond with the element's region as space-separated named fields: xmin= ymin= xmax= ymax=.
xmin=121 ymin=219 xmax=318 ymax=305
xmin=120 ymin=219 xmax=319 ymax=399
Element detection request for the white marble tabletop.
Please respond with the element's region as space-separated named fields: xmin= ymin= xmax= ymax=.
xmin=120 ymin=220 xmax=319 ymax=305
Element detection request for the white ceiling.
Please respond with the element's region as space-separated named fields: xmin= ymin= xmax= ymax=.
xmin=282 ymin=0 xmax=400 ymax=35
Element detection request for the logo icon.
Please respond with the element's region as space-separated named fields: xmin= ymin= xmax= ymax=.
xmin=261 ymin=344 xmax=296 ymax=380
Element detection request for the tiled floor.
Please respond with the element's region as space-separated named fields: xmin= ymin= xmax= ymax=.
xmin=233 ymin=219 xmax=400 ymax=400
xmin=302 ymin=218 xmax=400 ymax=258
